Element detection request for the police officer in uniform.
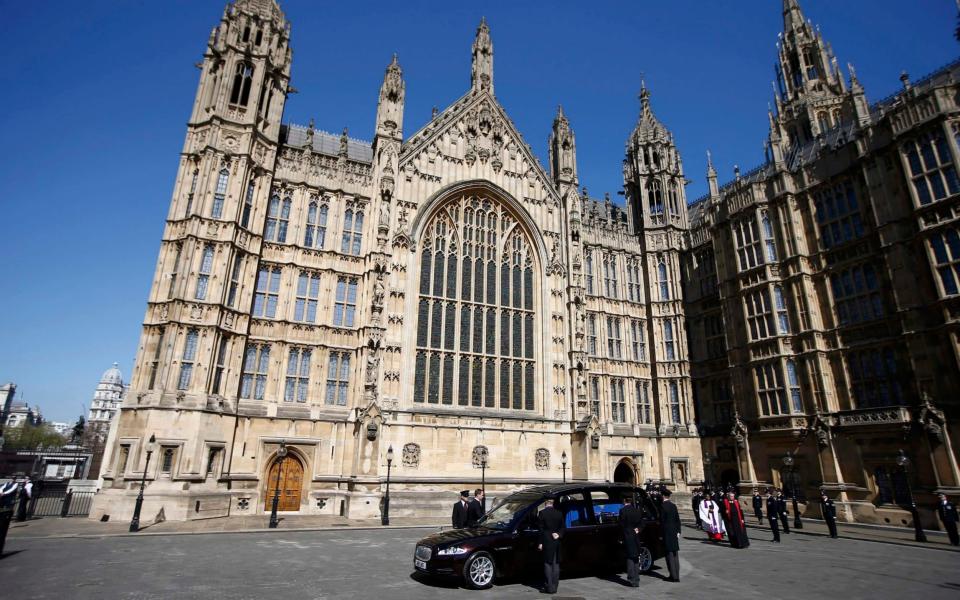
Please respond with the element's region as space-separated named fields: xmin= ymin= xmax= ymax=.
xmin=538 ymin=498 xmax=565 ymax=594
xmin=819 ymin=491 xmax=838 ymax=538
xmin=752 ymin=489 xmax=764 ymax=524
xmin=692 ymin=488 xmax=703 ymax=530
xmin=766 ymin=489 xmax=781 ymax=543
xmin=618 ymin=495 xmax=644 ymax=587
xmin=936 ymin=492 xmax=959 ymax=546
xmin=777 ymin=489 xmax=790 ymax=535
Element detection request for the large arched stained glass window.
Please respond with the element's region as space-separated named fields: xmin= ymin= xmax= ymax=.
xmin=414 ymin=194 xmax=537 ymax=411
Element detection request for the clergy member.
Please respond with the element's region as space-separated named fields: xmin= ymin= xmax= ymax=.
xmin=699 ymin=491 xmax=725 ymax=542
xmin=721 ymin=490 xmax=750 ymax=549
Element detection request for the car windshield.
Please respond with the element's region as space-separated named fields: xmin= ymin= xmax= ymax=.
xmin=475 ymin=498 xmax=532 ymax=530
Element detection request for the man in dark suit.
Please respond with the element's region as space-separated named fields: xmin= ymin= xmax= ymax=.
xmin=618 ymin=495 xmax=644 ymax=587
xmin=451 ymin=490 xmax=470 ymax=529
xmin=777 ymin=489 xmax=790 ymax=534
xmin=467 ymin=489 xmax=485 ymax=527
xmin=820 ymin=491 xmax=838 ymax=538
xmin=660 ymin=489 xmax=681 ymax=582
xmin=538 ymin=498 xmax=565 ymax=594
xmin=692 ymin=488 xmax=703 ymax=530
xmin=752 ymin=489 xmax=764 ymax=524
xmin=766 ymin=489 xmax=780 ymax=543
xmin=936 ymin=492 xmax=959 ymax=546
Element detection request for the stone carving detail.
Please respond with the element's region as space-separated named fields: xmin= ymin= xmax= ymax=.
xmin=402 ymin=443 xmax=421 ymax=468
xmin=535 ymin=448 xmax=550 ymax=471
xmin=472 ymin=445 xmax=489 ymax=469
xmin=917 ymin=392 xmax=946 ymax=443
xmin=731 ymin=410 xmax=748 ymax=449
xmin=237 ymin=498 xmax=250 ymax=511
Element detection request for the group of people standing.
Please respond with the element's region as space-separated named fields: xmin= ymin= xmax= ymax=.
xmin=451 ymin=488 xmax=486 ymax=529
xmin=691 ymin=486 xmax=842 ymax=543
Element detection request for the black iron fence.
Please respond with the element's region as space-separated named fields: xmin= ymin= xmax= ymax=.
xmin=27 ymin=490 xmax=95 ymax=518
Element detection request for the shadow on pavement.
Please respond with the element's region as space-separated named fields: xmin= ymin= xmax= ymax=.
xmin=0 ymin=550 xmax=24 ymax=560
xmin=409 ymin=571 xmax=461 ymax=589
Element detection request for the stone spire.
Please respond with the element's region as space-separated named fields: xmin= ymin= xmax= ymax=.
xmin=549 ymin=105 xmax=578 ymax=186
xmin=471 ymin=17 xmax=494 ymax=93
xmin=706 ymin=150 xmax=719 ymax=199
xmin=375 ymin=53 xmax=405 ymax=139
xmin=783 ymin=0 xmax=805 ymax=33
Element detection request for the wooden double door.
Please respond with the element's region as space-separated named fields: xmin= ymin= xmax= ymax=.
xmin=264 ymin=456 xmax=304 ymax=512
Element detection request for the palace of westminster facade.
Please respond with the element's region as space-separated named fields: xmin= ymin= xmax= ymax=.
xmin=93 ymin=0 xmax=960 ymax=527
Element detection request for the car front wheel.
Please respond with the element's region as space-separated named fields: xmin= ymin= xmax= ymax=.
xmin=638 ymin=546 xmax=653 ymax=572
xmin=463 ymin=551 xmax=495 ymax=589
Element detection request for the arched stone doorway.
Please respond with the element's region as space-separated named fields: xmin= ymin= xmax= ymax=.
xmin=720 ymin=468 xmax=740 ymax=492
xmin=264 ymin=454 xmax=304 ymax=512
xmin=613 ymin=461 xmax=635 ymax=484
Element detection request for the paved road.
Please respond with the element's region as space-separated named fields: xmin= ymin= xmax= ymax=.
xmin=2 ymin=526 xmax=958 ymax=599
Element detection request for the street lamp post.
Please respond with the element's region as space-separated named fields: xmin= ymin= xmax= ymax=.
xmin=480 ymin=456 xmax=487 ymax=512
xmin=561 ymin=451 xmax=567 ymax=484
xmin=382 ymin=445 xmax=393 ymax=526
xmin=703 ymin=452 xmax=714 ymax=490
xmin=896 ymin=449 xmax=927 ymax=543
xmin=129 ymin=434 xmax=156 ymax=533
xmin=782 ymin=453 xmax=803 ymax=529
xmin=268 ymin=441 xmax=288 ymax=529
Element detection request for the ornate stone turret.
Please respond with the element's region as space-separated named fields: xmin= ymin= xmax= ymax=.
xmin=549 ymin=105 xmax=578 ymax=187
xmin=471 ymin=17 xmax=493 ymax=93
xmin=375 ymin=54 xmax=405 ymax=140
xmin=706 ymin=150 xmax=719 ymax=200
xmin=624 ymin=83 xmax=688 ymax=232
xmin=774 ymin=0 xmax=848 ymax=145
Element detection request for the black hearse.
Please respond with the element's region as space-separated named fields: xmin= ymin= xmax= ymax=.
xmin=413 ymin=483 xmax=664 ymax=589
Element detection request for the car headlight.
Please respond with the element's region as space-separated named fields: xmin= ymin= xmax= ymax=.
xmin=437 ymin=545 xmax=468 ymax=556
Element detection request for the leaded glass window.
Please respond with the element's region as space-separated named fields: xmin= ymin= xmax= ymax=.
xmin=304 ymin=200 xmax=328 ymax=249
xmin=252 ymin=266 xmax=281 ymax=318
xmin=285 ymin=348 xmax=311 ymax=402
xmin=412 ymin=194 xmax=537 ymax=410
xmin=325 ymin=351 xmax=351 ymax=406
xmin=658 ymin=260 xmax=669 ymax=300
xmin=212 ymin=168 xmax=228 ymax=219
xmin=294 ymin=272 xmax=321 ymax=323
xmin=635 ymin=380 xmax=651 ymax=424
xmin=333 ymin=277 xmax=358 ymax=327
xmin=585 ymin=250 xmax=595 ymax=295
xmin=589 ymin=376 xmax=601 ymax=417
xmin=195 ymin=244 xmax=214 ymax=300
xmin=240 ymin=343 xmax=270 ymax=400
xmin=669 ymin=381 xmax=681 ymax=424
xmin=341 ymin=208 xmax=364 ymax=255
xmin=265 ymin=195 xmax=291 ymax=243
xmin=611 ymin=378 xmax=626 ymax=423
xmin=177 ymin=329 xmax=199 ymax=391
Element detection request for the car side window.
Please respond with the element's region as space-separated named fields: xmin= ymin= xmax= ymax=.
xmin=641 ymin=495 xmax=659 ymax=519
xmin=588 ymin=490 xmax=624 ymax=525
xmin=521 ymin=500 xmax=548 ymax=531
xmin=557 ymin=492 xmax=591 ymax=528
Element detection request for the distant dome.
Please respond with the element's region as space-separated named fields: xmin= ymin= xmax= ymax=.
xmin=101 ymin=362 xmax=123 ymax=386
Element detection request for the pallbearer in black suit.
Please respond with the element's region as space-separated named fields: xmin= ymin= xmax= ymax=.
xmin=766 ymin=490 xmax=780 ymax=543
xmin=721 ymin=490 xmax=750 ymax=549
xmin=936 ymin=492 xmax=959 ymax=546
xmin=820 ymin=491 xmax=838 ymax=538
xmin=537 ymin=498 xmax=565 ymax=594
xmin=467 ymin=489 xmax=485 ymax=527
xmin=452 ymin=490 xmax=470 ymax=529
xmin=692 ymin=488 xmax=703 ymax=530
xmin=660 ymin=489 xmax=682 ymax=582
xmin=618 ymin=495 xmax=644 ymax=587
xmin=751 ymin=489 xmax=764 ymax=524
xmin=776 ymin=489 xmax=790 ymax=534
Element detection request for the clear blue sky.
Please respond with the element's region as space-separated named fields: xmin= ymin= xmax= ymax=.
xmin=0 ymin=0 xmax=956 ymax=423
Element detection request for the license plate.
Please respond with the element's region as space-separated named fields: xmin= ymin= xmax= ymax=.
xmin=415 ymin=559 xmax=427 ymax=570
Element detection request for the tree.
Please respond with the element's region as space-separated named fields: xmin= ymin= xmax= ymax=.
xmin=2 ymin=423 xmax=67 ymax=451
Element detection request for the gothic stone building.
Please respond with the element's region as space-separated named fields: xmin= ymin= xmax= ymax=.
xmin=92 ymin=0 xmax=702 ymax=522
xmin=685 ymin=0 xmax=960 ymax=527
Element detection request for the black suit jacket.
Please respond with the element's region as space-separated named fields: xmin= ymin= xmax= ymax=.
xmin=766 ymin=497 xmax=779 ymax=520
xmin=467 ymin=497 xmax=484 ymax=526
xmin=752 ymin=495 xmax=763 ymax=511
xmin=937 ymin=501 xmax=959 ymax=524
xmin=618 ymin=503 xmax=644 ymax=558
xmin=692 ymin=494 xmax=702 ymax=512
xmin=822 ymin=499 xmax=837 ymax=520
xmin=660 ymin=500 xmax=681 ymax=553
xmin=777 ymin=497 xmax=788 ymax=514
xmin=538 ymin=505 xmax=565 ymax=562
xmin=452 ymin=500 xmax=469 ymax=529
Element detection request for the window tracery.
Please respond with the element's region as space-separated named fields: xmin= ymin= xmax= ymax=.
xmin=414 ymin=194 xmax=537 ymax=411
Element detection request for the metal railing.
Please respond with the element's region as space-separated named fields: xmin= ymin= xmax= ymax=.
xmin=28 ymin=490 xmax=95 ymax=518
